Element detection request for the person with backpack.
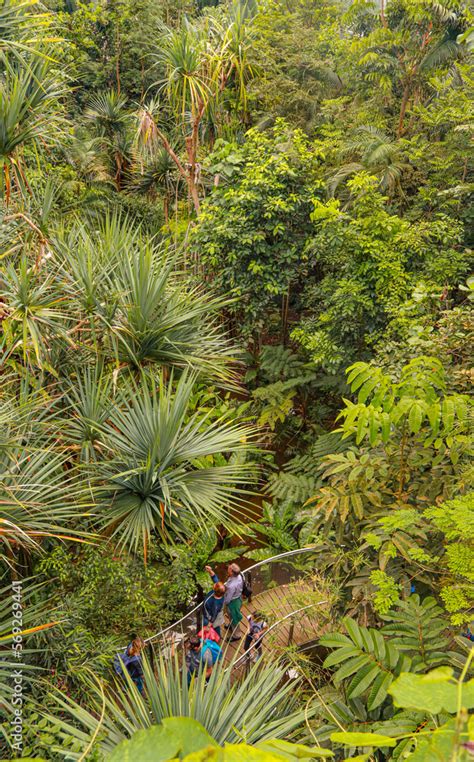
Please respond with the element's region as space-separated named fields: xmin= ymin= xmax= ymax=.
xmin=114 ymin=634 xmax=145 ymax=695
xmin=186 ymin=634 xmax=221 ymax=685
xmin=205 ymin=563 xmax=249 ymax=642
xmin=202 ymin=578 xmax=226 ymax=637
xmin=244 ymin=612 xmax=268 ymax=662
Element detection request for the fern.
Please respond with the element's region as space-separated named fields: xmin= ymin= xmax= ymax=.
xmin=268 ymin=472 xmax=318 ymax=504
xmin=320 ymin=617 xmax=412 ymax=711
xmin=268 ymin=432 xmax=346 ymax=504
xmin=381 ymin=595 xmax=455 ymax=670
xmin=258 ymin=344 xmax=312 ymax=382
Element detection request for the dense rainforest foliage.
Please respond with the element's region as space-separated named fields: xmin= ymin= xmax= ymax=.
xmin=0 ymin=0 xmax=473 ymax=759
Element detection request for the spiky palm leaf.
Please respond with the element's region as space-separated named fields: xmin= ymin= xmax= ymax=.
xmin=61 ymin=364 xmax=115 ymax=463
xmin=91 ymin=370 xmax=257 ymax=555
xmin=105 ymin=236 xmax=238 ymax=379
xmin=0 ymin=0 xmax=54 ymax=60
xmin=1 ymin=253 xmax=73 ymax=370
xmin=210 ymin=0 xmax=259 ymax=113
xmin=132 ymin=146 xmax=178 ymax=197
xmin=0 ymin=57 xmax=67 ymax=200
xmin=39 ymin=655 xmax=307 ymax=757
xmin=155 ymin=25 xmax=211 ymax=119
xmin=84 ymin=90 xmax=130 ymax=139
xmin=52 ymin=214 xmax=237 ymax=380
xmin=0 ymin=446 xmax=95 ymax=561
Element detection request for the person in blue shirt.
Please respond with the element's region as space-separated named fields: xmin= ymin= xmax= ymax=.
xmin=203 ymin=577 xmax=226 ymax=637
xmin=186 ymin=635 xmax=214 ymax=685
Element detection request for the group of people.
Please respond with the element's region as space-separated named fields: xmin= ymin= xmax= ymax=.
xmin=115 ymin=562 xmax=268 ymax=692
xmin=186 ymin=563 xmax=268 ymax=682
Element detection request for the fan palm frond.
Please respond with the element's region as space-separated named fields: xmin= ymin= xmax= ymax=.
xmin=420 ymin=36 xmax=462 ymax=71
xmin=329 ymin=126 xmax=408 ymax=197
xmin=84 ymin=90 xmax=130 ymax=139
xmin=92 ymin=370 xmax=257 ymax=555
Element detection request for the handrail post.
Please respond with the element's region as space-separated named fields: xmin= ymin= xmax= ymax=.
xmin=288 ymin=621 xmax=294 ymax=646
xmin=196 ymin=587 xmax=204 ymax=632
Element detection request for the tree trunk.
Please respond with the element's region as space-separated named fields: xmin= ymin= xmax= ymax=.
xmin=186 ymin=175 xmax=201 ymax=215
xmin=397 ymin=82 xmax=411 ymax=137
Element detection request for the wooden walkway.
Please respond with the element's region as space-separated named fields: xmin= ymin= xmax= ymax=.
xmin=220 ymin=578 xmax=328 ymax=666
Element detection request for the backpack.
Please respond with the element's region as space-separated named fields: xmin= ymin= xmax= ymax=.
xmin=201 ymin=638 xmax=222 ymax=665
xmin=240 ymin=573 xmax=252 ymax=601
xmin=198 ymin=625 xmax=221 ymax=643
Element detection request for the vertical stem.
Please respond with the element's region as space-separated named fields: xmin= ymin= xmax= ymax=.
xmin=397 ymin=421 xmax=408 ymax=501
xmin=397 ymin=82 xmax=411 ymax=138
xmin=115 ymin=25 xmax=121 ymax=95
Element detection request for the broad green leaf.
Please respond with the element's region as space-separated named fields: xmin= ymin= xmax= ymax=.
xmin=184 ymin=745 xmax=300 ymax=760
xmin=368 ymin=410 xmax=379 ymax=446
xmin=256 ymin=739 xmax=334 ymax=758
xmin=404 ymin=719 xmax=461 ymax=762
xmin=408 ymin=402 xmax=423 ymax=434
xmin=367 ymin=671 xmax=393 ymax=710
xmin=319 ymin=633 xmax=352 ymax=648
xmin=324 ymin=646 xmax=359 ymax=668
xmin=330 ymin=732 xmax=396 ymax=748
xmin=347 ymin=664 xmax=379 ymax=698
xmin=333 ymin=654 xmax=369 ymax=682
xmin=388 ymin=669 xmax=474 ymax=714
xmin=380 ymin=412 xmax=391 ymax=443
xmin=358 ymin=378 xmax=380 ymax=404
xmin=162 ymin=718 xmax=218 ymax=756
xmin=370 ymin=629 xmax=386 ymax=662
xmin=107 ymin=725 xmax=180 ymax=762
xmin=343 ymin=618 xmax=364 ymax=649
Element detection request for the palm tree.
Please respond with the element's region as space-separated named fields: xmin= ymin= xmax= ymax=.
xmin=209 ymin=0 xmax=258 ymax=122
xmin=39 ymin=655 xmax=308 ymax=756
xmin=0 ymin=58 xmax=67 ymax=201
xmin=52 ymin=214 xmax=239 ymax=379
xmin=146 ymin=3 xmax=258 ymax=214
xmin=88 ymin=370 xmax=257 ymax=558
xmin=0 ymin=391 xmax=95 ymax=566
xmin=84 ymin=90 xmax=132 ymax=190
xmin=0 ymin=0 xmax=52 ymax=61
xmin=108 ymin=241 xmax=238 ymax=377
xmin=328 ymin=126 xmax=409 ymax=198
xmin=132 ymin=146 xmax=179 ymax=224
